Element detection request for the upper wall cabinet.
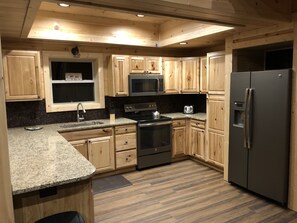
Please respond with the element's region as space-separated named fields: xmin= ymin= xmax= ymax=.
xmin=2 ymin=50 xmax=43 ymax=101
xmin=162 ymin=57 xmax=181 ymax=94
xmin=43 ymin=51 xmax=105 ymax=112
xmin=104 ymin=55 xmax=130 ymax=97
xmin=200 ymin=56 xmax=207 ymax=93
xmin=207 ymin=51 xmax=225 ymax=95
xmin=129 ymin=56 xmax=161 ymax=74
xmin=181 ymin=57 xmax=200 ymax=93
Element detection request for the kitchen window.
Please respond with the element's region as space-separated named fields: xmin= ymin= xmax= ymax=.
xmin=43 ymin=51 xmax=105 ymax=112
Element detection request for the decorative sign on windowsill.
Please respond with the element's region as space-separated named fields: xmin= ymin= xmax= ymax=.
xmin=65 ymin=73 xmax=82 ymax=81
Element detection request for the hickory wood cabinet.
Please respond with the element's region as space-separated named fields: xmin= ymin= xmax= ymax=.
xmin=181 ymin=57 xmax=200 ymax=93
xmin=2 ymin=50 xmax=42 ymax=101
xmin=104 ymin=55 xmax=130 ymax=96
xmin=129 ymin=56 xmax=162 ymax=74
xmin=163 ymin=57 xmax=181 ymax=94
xmin=61 ymin=128 xmax=115 ymax=173
xmin=207 ymin=51 xmax=225 ymax=95
xmin=200 ymin=56 xmax=207 ymax=93
xmin=115 ymin=124 xmax=137 ymax=169
xmin=172 ymin=119 xmax=187 ymax=157
xmin=189 ymin=119 xmax=205 ymax=160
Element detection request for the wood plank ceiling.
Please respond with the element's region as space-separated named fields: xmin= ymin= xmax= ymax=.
xmin=0 ymin=0 xmax=294 ymax=49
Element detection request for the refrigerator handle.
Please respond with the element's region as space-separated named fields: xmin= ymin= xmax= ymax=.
xmin=243 ymin=88 xmax=250 ymax=148
xmin=246 ymin=88 xmax=253 ymax=149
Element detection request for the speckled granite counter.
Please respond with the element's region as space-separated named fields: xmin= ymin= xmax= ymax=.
xmin=8 ymin=118 xmax=136 ymax=195
xmin=163 ymin=112 xmax=206 ymax=121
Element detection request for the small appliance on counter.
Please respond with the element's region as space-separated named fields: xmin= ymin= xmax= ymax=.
xmin=184 ymin=105 xmax=194 ymax=114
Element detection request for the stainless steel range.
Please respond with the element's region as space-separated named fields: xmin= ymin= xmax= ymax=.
xmin=124 ymin=102 xmax=172 ymax=169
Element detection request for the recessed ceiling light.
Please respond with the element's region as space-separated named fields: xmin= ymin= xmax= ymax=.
xmin=136 ymin=14 xmax=145 ymax=18
xmin=58 ymin=2 xmax=70 ymax=7
xmin=179 ymin=42 xmax=188 ymax=45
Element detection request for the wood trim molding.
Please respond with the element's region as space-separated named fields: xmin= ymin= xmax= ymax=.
xmin=21 ymin=0 xmax=42 ymax=38
xmin=288 ymin=21 xmax=297 ymax=212
xmin=0 ymin=36 xmax=15 ymax=222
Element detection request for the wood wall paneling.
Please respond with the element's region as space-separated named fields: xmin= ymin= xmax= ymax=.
xmin=0 ymin=36 xmax=15 ymax=223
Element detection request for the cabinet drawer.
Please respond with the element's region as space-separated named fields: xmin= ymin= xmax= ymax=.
xmin=116 ymin=149 xmax=137 ymax=169
xmin=60 ymin=128 xmax=113 ymax=141
xmin=172 ymin=119 xmax=186 ymax=127
xmin=190 ymin=120 xmax=205 ymax=129
xmin=116 ymin=133 xmax=136 ymax=151
xmin=115 ymin=125 xmax=136 ymax=134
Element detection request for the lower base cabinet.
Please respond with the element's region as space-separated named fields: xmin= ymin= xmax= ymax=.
xmin=115 ymin=124 xmax=137 ymax=169
xmin=208 ymin=130 xmax=224 ymax=167
xmin=116 ymin=149 xmax=137 ymax=169
xmin=172 ymin=119 xmax=187 ymax=157
xmin=61 ymin=128 xmax=115 ymax=173
xmin=88 ymin=136 xmax=115 ymax=172
xmin=189 ymin=120 xmax=205 ymax=160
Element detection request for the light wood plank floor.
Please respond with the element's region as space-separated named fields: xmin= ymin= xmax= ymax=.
xmin=94 ymin=160 xmax=297 ymax=223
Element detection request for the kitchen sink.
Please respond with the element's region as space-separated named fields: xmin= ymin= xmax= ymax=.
xmin=60 ymin=120 xmax=104 ymax=128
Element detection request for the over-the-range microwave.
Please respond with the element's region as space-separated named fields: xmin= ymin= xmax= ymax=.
xmin=129 ymin=74 xmax=164 ymax=96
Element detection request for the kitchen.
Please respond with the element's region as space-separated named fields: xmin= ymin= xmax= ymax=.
xmin=1 ymin=0 xmax=297 ymax=222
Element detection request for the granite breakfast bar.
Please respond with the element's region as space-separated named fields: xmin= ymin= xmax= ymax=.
xmin=8 ymin=118 xmax=136 ymax=223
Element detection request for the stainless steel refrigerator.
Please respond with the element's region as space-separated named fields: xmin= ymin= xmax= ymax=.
xmin=228 ymin=69 xmax=291 ymax=205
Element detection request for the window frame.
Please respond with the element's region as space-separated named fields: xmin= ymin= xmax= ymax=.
xmin=43 ymin=51 xmax=105 ymax=112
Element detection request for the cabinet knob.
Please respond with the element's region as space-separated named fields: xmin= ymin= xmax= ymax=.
xmin=125 ymin=129 xmax=128 ymax=132
xmin=126 ymin=158 xmax=129 ymax=161
xmin=124 ymin=141 xmax=128 ymax=145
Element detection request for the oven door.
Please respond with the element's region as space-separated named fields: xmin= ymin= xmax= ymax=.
xmin=137 ymin=121 xmax=172 ymax=156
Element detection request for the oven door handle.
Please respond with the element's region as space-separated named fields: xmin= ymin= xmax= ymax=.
xmin=138 ymin=121 xmax=172 ymax=127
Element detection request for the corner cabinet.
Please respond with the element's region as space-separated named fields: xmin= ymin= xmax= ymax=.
xmin=61 ymin=128 xmax=115 ymax=173
xmin=2 ymin=50 xmax=42 ymax=101
xmin=162 ymin=57 xmax=181 ymax=94
xmin=104 ymin=55 xmax=130 ymax=97
xmin=181 ymin=57 xmax=200 ymax=93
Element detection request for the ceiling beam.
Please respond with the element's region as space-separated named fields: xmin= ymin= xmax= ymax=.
xmin=158 ymin=20 xmax=233 ymax=47
xmin=21 ymin=0 xmax=42 ymax=38
xmin=53 ymin=0 xmax=292 ymax=28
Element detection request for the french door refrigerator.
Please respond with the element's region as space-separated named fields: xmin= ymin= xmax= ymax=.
xmin=229 ymin=69 xmax=291 ymax=205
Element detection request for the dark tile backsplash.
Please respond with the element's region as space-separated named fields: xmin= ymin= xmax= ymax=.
xmin=6 ymin=94 xmax=206 ymax=128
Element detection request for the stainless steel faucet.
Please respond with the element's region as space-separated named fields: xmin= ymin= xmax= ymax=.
xmin=77 ymin=103 xmax=86 ymax=122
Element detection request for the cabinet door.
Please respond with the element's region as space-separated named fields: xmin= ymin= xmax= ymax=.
xmin=3 ymin=50 xmax=41 ymax=101
xmin=200 ymin=56 xmax=207 ymax=93
xmin=208 ymin=131 xmax=224 ymax=166
xmin=181 ymin=58 xmax=199 ymax=93
xmin=163 ymin=58 xmax=181 ymax=94
xmin=190 ymin=127 xmax=205 ymax=159
xmin=129 ymin=56 xmax=145 ymax=73
xmin=172 ymin=126 xmax=186 ymax=157
xmin=208 ymin=52 xmax=225 ymax=94
xmin=145 ymin=57 xmax=161 ymax=74
xmin=208 ymin=98 xmax=224 ymax=131
xmin=70 ymin=140 xmax=88 ymax=159
xmin=112 ymin=55 xmax=129 ymax=96
xmin=88 ymin=136 xmax=115 ymax=173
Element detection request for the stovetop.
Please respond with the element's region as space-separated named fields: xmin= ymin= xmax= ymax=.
xmin=124 ymin=102 xmax=171 ymax=123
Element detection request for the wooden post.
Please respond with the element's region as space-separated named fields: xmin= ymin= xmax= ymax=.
xmin=223 ymin=36 xmax=233 ymax=181
xmin=0 ymin=36 xmax=15 ymax=222
xmin=288 ymin=21 xmax=297 ymax=212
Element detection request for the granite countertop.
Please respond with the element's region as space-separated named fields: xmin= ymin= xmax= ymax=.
xmin=163 ymin=112 xmax=206 ymax=121
xmin=8 ymin=118 xmax=136 ymax=195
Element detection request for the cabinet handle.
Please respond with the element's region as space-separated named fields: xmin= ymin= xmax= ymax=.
xmin=103 ymin=129 xmax=108 ymax=133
